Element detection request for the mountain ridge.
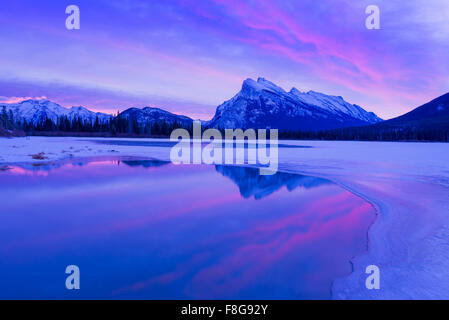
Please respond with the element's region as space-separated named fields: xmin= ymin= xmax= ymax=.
xmin=1 ymin=86 xmax=448 ymax=141
xmin=380 ymin=92 xmax=449 ymax=129
xmin=205 ymin=77 xmax=382 ymax=131
xmin=0 ymin=99 xmax=112 ymax=125
xmin=119 ymin=106 xmax=193 ymax=127
xmin=295 ymin=91 xmax=449 ymax=142
xmin=1 ymin=78 xmax=382 ymax=132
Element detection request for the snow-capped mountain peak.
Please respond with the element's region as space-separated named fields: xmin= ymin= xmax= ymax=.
xmin=1 ymin=78 xmax=383 ymax=132
xmin=288 ymin=88 xmax=382 ymax=124
xmin=0 ymin=99 xmax=112 ymax=125
xmin=241 ymin=78 xmax=287 ymax=96
xmin=120 ymin=106 xmax=193 ymax=127
xmin=207 ymin=78 xmax=383 ymax=131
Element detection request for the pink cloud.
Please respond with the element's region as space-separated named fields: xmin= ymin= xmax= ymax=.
xmin=0 ymin=96 xmax=48 ymax=104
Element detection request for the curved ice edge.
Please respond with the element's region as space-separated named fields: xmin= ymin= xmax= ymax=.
xmin=281 ymin=164 xmax=449 ymax=300
xmin=273 ymin=167 xmax=382 ymax=300
xmin=328 ymin=181 xmax=382 ymax=300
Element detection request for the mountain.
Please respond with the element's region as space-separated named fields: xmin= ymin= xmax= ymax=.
xmin=302 ymin=92 xmax=449 ymax=142
xmin=0 ymin=99 xmax=112 ymax=125
xmin=380 ymin=92 xmax=449 ymax=129
xmin=119 ymin=107 xmax=193 ymax=127
xmin=0 ymin=100 xmax=192 ymax=128
xmin=205 ymin=78 xmax=382 ymax=131
xmin=215 ymin=165 xmax=331 ymax=200
xmin=1 ymin=79 xmax=381 ymax=133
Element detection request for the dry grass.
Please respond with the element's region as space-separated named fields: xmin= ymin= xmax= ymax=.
xmin=30 ymin=152 xmax=49 ymax=160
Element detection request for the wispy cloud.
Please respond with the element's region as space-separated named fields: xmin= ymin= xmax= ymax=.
xmin=0 ymin=0 xmax=447 ymax=119
xmin=0 ymin=96 xmax=48 ymax=104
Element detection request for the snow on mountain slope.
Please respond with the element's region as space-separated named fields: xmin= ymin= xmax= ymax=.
xmin=206 ymin=78 xmax=382 ymax=131
xmin=120 ymin=107 xmax=193 ymax=127
xmin=1 ymin=79 xmax=383 ymax=132
xmin=0 ymin=100 xmax=192 ymax=129
xmin=0 ymin=99 xmax=112 ymax=125
xmin=289 ymin=88 xmax=381 ymax=124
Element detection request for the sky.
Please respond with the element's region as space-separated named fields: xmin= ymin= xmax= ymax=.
xmin=0 ymin=0 xmax=448 ymax=120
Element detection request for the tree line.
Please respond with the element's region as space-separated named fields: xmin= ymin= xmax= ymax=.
xmin=278 ymin=125 xmax=449 ymax=142
xmin=1 ymin=106 xmax=448 ymax=141
xmin=1 ymin=107 xmax=193 ymax=137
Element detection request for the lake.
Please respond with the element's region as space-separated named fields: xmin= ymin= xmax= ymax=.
xmin=0 ymin=158 xmax=375 ymax=299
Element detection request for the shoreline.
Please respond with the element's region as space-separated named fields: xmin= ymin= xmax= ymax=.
xmin=277 ymin=143 xmax=449 ymax=299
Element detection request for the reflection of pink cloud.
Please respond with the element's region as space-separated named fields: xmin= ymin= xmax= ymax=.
xmin=112 ymin=252 xmax=212 ymax=296
xmin=119 ymin=270 xmax=187 ymax=293
xmin=113 ymin=187 xmax=375 ymax=298
xmin=0 ymin=167 xmax=242 ymax=253
xmin=1 ymin=160 xmax=377 ymax=298
xmin=184 ymin=192 xmax=374 ymax=298
xmin=8 ymin=167 xmax=50 ymax=177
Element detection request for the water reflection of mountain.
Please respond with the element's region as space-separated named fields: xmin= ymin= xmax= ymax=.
xmin=121 ymin=160 xmax=170 ymax=168
xmin=215 ymin=165 xmax=331 ymax=200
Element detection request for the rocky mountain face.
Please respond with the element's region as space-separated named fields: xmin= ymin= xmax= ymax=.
xmin=205 ymin=78 xmax=382 ymax=131
xmin=1 ymin=79 xmax=384 ymax=132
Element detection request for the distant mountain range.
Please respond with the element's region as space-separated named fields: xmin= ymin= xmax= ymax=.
xmin=1 ymin=78 xmax=448 ymax=140
xmin=0 ymin=99 xmax=112 ymax=125
xmin=0 ymin=78 xmax=382 ymax=132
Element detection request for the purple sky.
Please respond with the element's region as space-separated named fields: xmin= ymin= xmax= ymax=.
xmin=0 ymin=0 xmax=448 ymax=120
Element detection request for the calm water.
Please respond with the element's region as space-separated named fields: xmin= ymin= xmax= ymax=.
xmin=0 ymin=159 xmax=375 ymax=299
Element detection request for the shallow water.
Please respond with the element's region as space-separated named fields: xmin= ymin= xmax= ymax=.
xmin=0 ymin=159 xmax=375 ymax=299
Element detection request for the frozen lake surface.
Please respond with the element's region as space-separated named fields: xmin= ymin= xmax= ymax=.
xmin=0 ymin=159 xmax=375 ymax=299
xmin=1 ymin=137 xmax=449 ymax=299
